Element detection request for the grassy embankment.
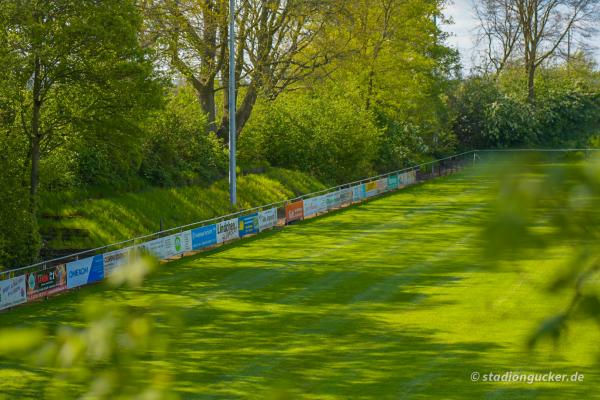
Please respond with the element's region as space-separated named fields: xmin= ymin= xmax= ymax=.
xmin=38 ymin=168 xmax=326 ymax=252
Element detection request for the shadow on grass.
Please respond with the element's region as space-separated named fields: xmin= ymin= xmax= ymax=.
xmin=1 ymin=168 xmax=596 ymax=399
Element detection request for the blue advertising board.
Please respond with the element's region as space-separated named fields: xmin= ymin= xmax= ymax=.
xmin=326 ymin=191 xmax=342 ymax=210
xmin=352 ymin=184 xmax=366 ymax=201
xmin=239 ymin=213 xmax=259 ymax=237
xmin=388 ymin=174 xmax=399 ymax=189
xmin=191 ymin=224 xmax=217 ymax=250
xmin=66 ymin=255 xmax=104 ymax=289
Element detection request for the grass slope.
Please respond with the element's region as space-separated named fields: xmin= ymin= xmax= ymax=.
xmin=2 ymin=166 xmax=599 ymax=399
xmin=38 ymin=168 xmax=326 ymax=250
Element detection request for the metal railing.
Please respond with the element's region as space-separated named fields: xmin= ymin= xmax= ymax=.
xmin=2 ymin=147 xmax=598 ymax=281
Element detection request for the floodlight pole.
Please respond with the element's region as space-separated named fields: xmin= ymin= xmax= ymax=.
xmin=228 ymin=0 xmax=237 ymax=206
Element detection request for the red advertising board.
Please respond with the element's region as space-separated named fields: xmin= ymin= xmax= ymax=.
xmin=285 ymin=200 xmax=304 ymax=223
xmin=27 ymin=264 xmax=67 ymax=301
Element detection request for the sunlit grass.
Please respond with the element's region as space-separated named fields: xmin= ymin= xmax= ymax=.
xmin=2 ymin=164 xmax=599 ymax=399
xmin=38 ymin=168 xmax=326 ymax=250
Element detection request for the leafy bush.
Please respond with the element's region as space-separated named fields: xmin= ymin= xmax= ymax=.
xmin=38 ymin=148 xmax=79 ymax=192
xmin=75 ymin=140 xmax=146 ymax=190
xmin=452 ymin=62 xmax=600 ymax=150
xmin=451 ymin=77 xmax=538 ymax=149
xmin=373 ymin=108 xmax=457 ymax=172
xmin=239 ymin=91 xmax=381 ymax=184
xmin=0 ymin=134 xmax=40 ymax=269
xmin=34 ymin=84 xmax=228 ymax=191
xmin=534 ymin=69 xmax=600 ymax=147
xmin=375 ymin=118 xmax=428 ymax=172
xmin=140 ymin=86 xmax=227 ymax=187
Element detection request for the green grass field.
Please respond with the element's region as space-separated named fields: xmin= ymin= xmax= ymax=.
xmin=2 ymin=165 xmax=599 ymax=399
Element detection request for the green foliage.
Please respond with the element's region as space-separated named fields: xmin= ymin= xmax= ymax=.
xmin=373 ymin=108 xmax=456 ymax=172
xmin=38 ymin=168 xmax=326 ymax=251
xmin=482 ymin=155 xmax=600 ymax=349
xmin=0 ymin=0 xmax=164 ymax=192
xmin=140 ymin=86 xmax=228 ymax=187
xmin=533 ymin=63 xmax=600 ymax=147
xmin=315 ymin=0 xmax=459 ymax=166
xmin=0 ymin=134 xmax=39 ymax=269
xmin=0 ymin=0 xmax=166 ymax=265
xmin=376 ymin=120 xmax=427 ymax=172
xmin=451 ymin=77 xmax=538 ymax=149
xmin=36 ymin=149 xmax=78 ymax=192
xmin=239 ymin=91 xmax=382 ymax=184
xmin=0 ymin=257 xmax=178 ymax=399
xmin=589 ymin=134 xmax=600 ymax=148
xmin=74 ymin=142 xmax=143 ymax=190
xmin=452 ymin=61 xmax=600 ymax=150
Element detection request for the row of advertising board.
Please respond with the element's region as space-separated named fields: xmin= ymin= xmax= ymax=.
xmin=0 ymin=208 xmax=279 ymax=311
xmin=286 ymin=171 xmax=417 ymax=224
xmin=1 ymin=171 xmax=418 ymax=311
xmin=302 ymin=188 xmax=353 ymax=219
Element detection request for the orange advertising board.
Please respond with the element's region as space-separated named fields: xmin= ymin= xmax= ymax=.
xmin=285 ymin=200 xmax=304 ymax=223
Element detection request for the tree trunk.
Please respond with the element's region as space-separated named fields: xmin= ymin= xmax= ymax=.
xmin=200 ymin=2 xmax=218 ymax=135
xmin=30 ymin=56 xmax=42 ymax=213
xmin=29 ymin=132 xmax=41 ymax=212
xmin=217 ymin=85 xmax=258 ymax=143
xmin=366 ymin=67 xmax=375 ymax=110
xmin=196 ymin=80 xmax=217 ymax=135
xmin=526 ymin=63 xmax=536 ymax=103
xmin=236 ymin=86 xmax=257 ymax=138
xmin=218 ymin=52 xmax=231 ymax=144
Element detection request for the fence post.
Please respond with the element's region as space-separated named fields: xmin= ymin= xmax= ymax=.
xmin=132 ymin=238 xmax=137 ymax=261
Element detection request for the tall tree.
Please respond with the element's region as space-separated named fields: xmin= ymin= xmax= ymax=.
xmin=320 ymin=0 xmax=457 ymax=145
xmin=474 ymin=0 xmax=600 ymax=102
xmin=475 ymin=0 xmax=521 ymax=75
xmin=515 ymin=0 xmax=600 ymax=102
xmin=143 ymin=0 xmax=338 ymax=143
xmin=0 ymin=0 xmax=162 ymax=213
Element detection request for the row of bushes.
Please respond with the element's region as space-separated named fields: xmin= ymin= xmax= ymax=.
xmin=451 ymin=61 xmax=600 ymax=149
xmin=239 ymin=92 xmax=381 ymax=184
xmin=238 ymin=63 xmax=600 ymax=184
xmin=37 ymin=86 xmax=228 ymax=193
xmin=238 ymin=86 xmax=452 ymax=185
xmin=1 ymin=81 xmax=441 ymax=269
xmin=62 ymin=63 xmax=598 ymax=193
xmin=12 ymin=65 xmax=600 ymax=195
xmin=42 ymin=84 xmax=441 ymax=192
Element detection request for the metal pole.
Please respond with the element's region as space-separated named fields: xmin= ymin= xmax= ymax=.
xmin=228 ymin=0 xmax=237 ymax=206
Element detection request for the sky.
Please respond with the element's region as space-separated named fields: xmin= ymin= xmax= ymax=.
xmin=441 ymin=0 xmax=600 ymax=71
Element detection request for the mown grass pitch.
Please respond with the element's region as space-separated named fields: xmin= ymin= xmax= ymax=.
xmin=2 ymin=165 xmax=599 ymax=399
